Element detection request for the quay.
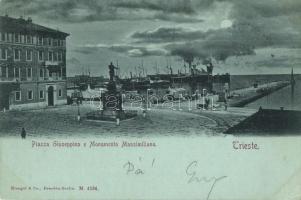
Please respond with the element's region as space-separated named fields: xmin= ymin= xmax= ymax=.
xmin=228 ymin=81 xmax=290 ymax=107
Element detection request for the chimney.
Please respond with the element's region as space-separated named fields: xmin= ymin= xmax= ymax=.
xmin=27 ymin=17 xmax=32 ymax=23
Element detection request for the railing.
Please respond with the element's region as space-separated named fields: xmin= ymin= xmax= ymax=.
xmin=0 ymin=76 xmax=66 ymax=82
xmin=42 ymin=76 xmax=66 ymax=81
xmin=0 ymin=77 xmax=19 ymax=82
xmin=45 ymin=61 xmax=59 ymax=66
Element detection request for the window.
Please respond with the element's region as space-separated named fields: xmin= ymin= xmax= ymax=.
xmin=14 ymin=67 xmax=20 ymax=78
xmin=8 ymin=33 xmax=12 ymax=42
xmin=58 ymin=89 xmax=62 ymax=97
xmin=0 ymin=32 xmax=6 ymax=41
xmin=38 ymin=36 xmax=43 ymax=45
xmin=26 ymin=35 xmax=32 ymax=44
xmin=39 ymin=90 xmax=44 ymax=99
xmin=14 ymin=33 xmax=20 ymax=43
xmin=40 ymin=68 xmax=44 ymax=77
xmin=0 ymin=49 xmax=7 ymax=60
xmin=48 ymin=52 xmax=53 ymax=61
xmin=27 ymin=68 xmax=32 ymax=78
xmin=28 ymin=90 xmax=33 ymax=100
xmin=26 ymin=50 xmax=32 ymax=61
xmin=15 ymin=91 xmax=21 ymax=101
xmin=3 ymin=67 xmax=8 ymax=78
xmin=58 ymin=52 xmax=62 ymax=61
xmin=48 ymin=38 xmax=52 ymax=46
xmin=53 ymin=52 xmax=58 ymax=61
xmin=14 ymin=49 xmax=21 ymax=61
xmin=38 ymin=51 xmax=44 ymax=61
xmin=53 ymin=39 xmax=58 ymax=46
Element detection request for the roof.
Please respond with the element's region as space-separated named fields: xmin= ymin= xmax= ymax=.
xmin=0 ymin=15 xmax=69 ymax=38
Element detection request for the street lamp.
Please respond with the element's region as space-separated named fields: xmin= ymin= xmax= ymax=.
xmin=146 ymin=88 xmax=151 ymax=111
xmin=77 ymin=99 xmax=81 ymax=122
xmin=202 ymin=89 xmax=206 ymax=110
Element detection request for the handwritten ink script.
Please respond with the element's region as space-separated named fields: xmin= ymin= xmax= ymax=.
xmin=123 ymin=157 xmax=156 ymax=175
xmin=123 ymin=158 xmax=227 ymax=200
xmin=186 ymin=161 xmax=227 ymax=200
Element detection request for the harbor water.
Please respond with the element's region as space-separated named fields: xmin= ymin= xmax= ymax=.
xmin=246 ymin=80 xmax=301 ymax=110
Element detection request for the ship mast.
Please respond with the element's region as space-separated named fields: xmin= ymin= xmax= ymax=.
xmin=291 ymin=68 xmax=295 ymax=109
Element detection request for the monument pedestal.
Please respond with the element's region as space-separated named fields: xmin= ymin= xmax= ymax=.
xmin=86 ymin=63 xmax=137 ymax=123
xmin=86 ymin=108 xmax=137 ymax=122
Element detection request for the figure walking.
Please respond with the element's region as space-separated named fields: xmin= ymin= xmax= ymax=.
xmin=21 ymin=127 xmax=26 ymax=139
xmin=224 ymin=100 xmax=228 ymax=111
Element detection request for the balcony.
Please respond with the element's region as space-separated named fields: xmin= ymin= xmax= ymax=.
xmin=0 ymin=77 xmax=19 ymax=82
xmin=40 ymin=76 xmax=66 ymax=81
xmin=45 ymin=61 xmax=59 ymax=66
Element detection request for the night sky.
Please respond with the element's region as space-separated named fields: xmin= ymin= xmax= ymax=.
xmin=1 ymin=0 xmax=301 ymax=77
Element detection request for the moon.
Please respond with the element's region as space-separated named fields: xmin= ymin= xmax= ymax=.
xmin=221 ymin=20 xmax=233 ymax=28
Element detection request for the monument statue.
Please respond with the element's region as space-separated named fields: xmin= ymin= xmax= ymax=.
xmin=109 ymin=62 xmax=117 ymax=81
xmin=86 ymin=62 xmax=137 ymax=123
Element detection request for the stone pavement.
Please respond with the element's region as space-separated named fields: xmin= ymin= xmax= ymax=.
xmin=0 ymin=103 xmax=255 ymax=138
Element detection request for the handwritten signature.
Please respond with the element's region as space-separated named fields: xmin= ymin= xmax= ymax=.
xmin=122 ymin=159 xmax=226 ymax=200
xmin=123 ymin=157 xmax=155 ymax=175
xmin=186 ymin=161 xmax=227 ymax=200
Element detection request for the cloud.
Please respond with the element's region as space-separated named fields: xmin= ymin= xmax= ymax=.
xmin=131 ymin=27 xmax=206 ymax=43
xmin=126 ymin=0 xmax=301 ymax=63
xmin=2 ymin=0 xmax=300 ymax=25
xmin=152 ymin=13 xmax=203 ymax=23
xmin=111 ymin=0 xmax=196 ymax=14
xmin=4 ymin=0 xmax=300 ymax=72
xmin=165 ymin=20 xmax=301 ymax=63
xmin=0 ymin=0 xmax=204 ymax=23
xmin=128 ymin=15 xmax=301 ymax=63
xmin=76 ymin=14 xmax=301 ymax=64
xmin=0 ymin=0 xmax=120 ymax=23
xmin=73 ymin=47 xmax=99 ymax=55
xmin=226 ymin=0 xmax=301 ymax=19
xmin=76 ymin=44 xmax=167 ymax=57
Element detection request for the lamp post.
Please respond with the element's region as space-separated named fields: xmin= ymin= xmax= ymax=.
xmin=146 ymin=88 xmax=151 ymax=111
xmin=76 ymin=87 xmax=82 ymax=122
xmin=202 ymin=89 xmax=206 ymax=110
xmin=116 ymin=111 xmax=120 ymax=126
xmin=77 ymin=99 xmax=81 ymax=122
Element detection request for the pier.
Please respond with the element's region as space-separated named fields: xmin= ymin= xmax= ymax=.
xmin=228 ymin=81 xmax=290 ymax=107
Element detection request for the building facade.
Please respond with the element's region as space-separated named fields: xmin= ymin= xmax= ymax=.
xmin=0 ymin=15 xmax=69 ymax=110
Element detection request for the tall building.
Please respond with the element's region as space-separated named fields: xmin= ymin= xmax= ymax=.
xmin=0 ymin=15 xmax=69 ymax=110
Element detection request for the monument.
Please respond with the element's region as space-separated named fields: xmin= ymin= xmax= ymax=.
xmin=86 ymin=62 xmax=137 ymax=123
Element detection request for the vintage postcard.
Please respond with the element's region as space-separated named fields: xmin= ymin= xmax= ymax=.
xmin=0 ymin=0 xmax=301 ymax=199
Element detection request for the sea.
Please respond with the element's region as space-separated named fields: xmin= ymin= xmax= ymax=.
xmin=245 ymin=79 xmax=301 ymax=111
